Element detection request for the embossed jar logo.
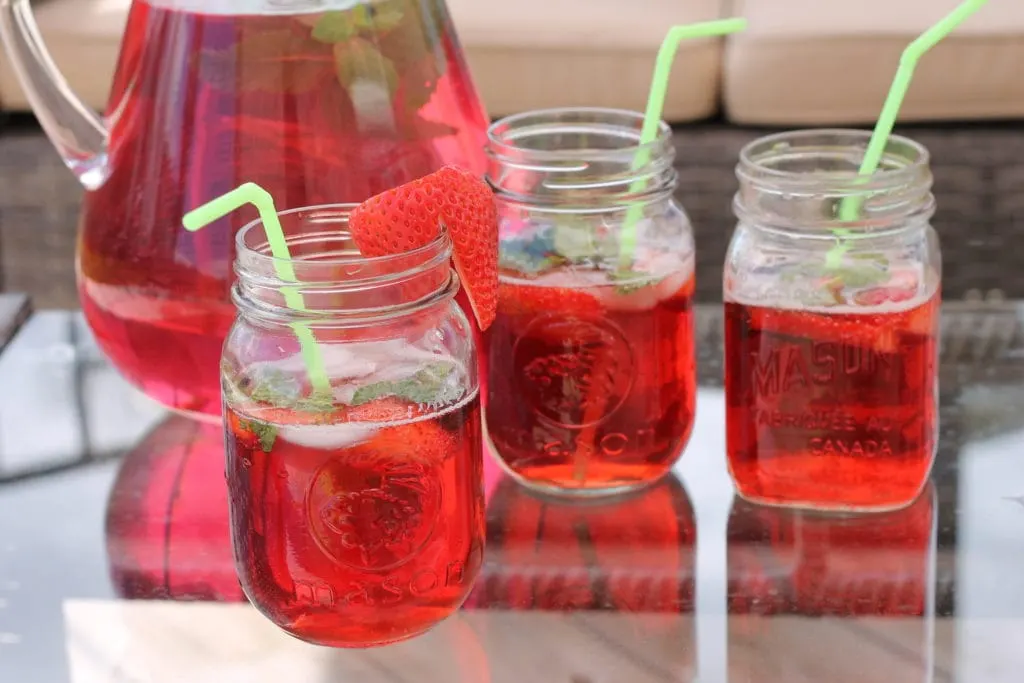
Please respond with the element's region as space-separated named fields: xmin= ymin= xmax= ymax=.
xmin=306 ymin=451 xmax=442 ymax=572
xmin=514 ymin=316 xmax=634 ymax=428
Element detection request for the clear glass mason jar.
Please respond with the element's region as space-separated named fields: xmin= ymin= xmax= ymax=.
xmin=484 ymin=108 xmax=697 ymax=497
xmin=220 ymin=206 xmax=484 ymax=648
xmin=723 ymin=130 xmax=941 ymax=512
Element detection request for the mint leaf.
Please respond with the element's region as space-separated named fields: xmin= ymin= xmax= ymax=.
xmin=553 ymin=221 xmax=595 ymax=263
xmin=354 ymin=0 xmax=404 ymax=32
xmin=294 ymin=389 xmax=336 ymax=415
xmin=240 ymin=419 xmax=278 ymax=453
xmin=312 ymin=12 xmax=358 ymax=43
xmin=242 ymin=370 xmax=334 ymax=417
xmin=824 ymin=264 xmax=888 ymax=289
xmin=249 ymin=370 xmax=302 ymax=406
xmin=609 ymin=269 xmax=659 ymax=295
xmin=351 ymin=362 xmax=462 ymax=407
xmin=333 ymin=39 xmax=399 ymax=95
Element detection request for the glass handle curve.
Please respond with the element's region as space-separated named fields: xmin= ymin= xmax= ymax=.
xmin=0 ymin=0 xmax=108 ymax=189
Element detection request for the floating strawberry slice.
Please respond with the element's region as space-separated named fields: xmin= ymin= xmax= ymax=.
xmin=348 ymin=166 xmax=499 ymax=330
xmin=498 ymin=281 xmax=603 ymax=319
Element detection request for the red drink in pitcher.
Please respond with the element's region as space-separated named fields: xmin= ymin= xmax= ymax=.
xmin=725 ymin=278 xmax=939 ymax=511
xmin=226 ymin=392 xmax=484 ymax=647
xmin=486 ymin=264 xmax=696 ymax=494
xmin=76 ymin=0 xmax=488 ymax=418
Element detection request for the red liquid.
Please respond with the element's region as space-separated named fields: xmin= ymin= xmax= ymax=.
xmin=486 ymin=271 xmax=696 ymax=493
xmin=226 ymin=395 xmax=484 ymax=648
xmin=105 ymin=416 xmax=244 ymax=601
xmin=724 ymin=294 xmax=939 ymax=510
xmin=472 ymin=475 xmax=695 ymax=613
xmin=79 ymin=0 xmax=489 ymax=417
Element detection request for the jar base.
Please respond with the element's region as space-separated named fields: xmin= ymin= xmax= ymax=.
xmin=732 ymin=485 xmax=928 ymax=515
xmin=489 ymin=450 xmax=671 ymax=501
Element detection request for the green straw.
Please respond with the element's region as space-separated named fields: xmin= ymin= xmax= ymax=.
xmin=182 ymin=183 xmax=332 ymax=397
xmin=828 ymin=0 xmax=989 ymax=266
xmin=618 ymin=17 xmax=748 ymax=270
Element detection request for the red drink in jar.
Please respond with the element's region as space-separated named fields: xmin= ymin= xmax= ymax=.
xmin=220 ymin=206 xmax=487 ymax=647
xmin=226 ymin=393 xmax=483 ymax=647
xmin=723 ymin=129 xmax=941 ymax=511
xmin=76 ymin=0 xmax=488 ymax=418
xmin=725 ymin=283 xmax=939 ymax=510
xmin=487 ymin=265 xmax=696 ymax=493
xmin=484 ymin=109 xmax=697 ymax=496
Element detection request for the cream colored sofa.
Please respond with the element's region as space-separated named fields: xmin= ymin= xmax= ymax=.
xmin=1 ymin=0 xmax=1022 ymax=125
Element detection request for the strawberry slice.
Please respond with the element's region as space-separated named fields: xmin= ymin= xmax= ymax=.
xmin=348 ymin=166 xmax=499 ymax=330
xmin=498 ymin=281 xmax=603 ymax=319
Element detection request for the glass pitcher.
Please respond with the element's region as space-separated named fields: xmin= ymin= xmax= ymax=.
xmin=0 ymin=0 xmax=490 ymax=420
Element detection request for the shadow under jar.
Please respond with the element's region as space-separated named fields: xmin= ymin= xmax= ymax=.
xmin=221 ymin=206 xmax=484 ymax=648
xmin=484 ymin=108 xmax=696 ymax=497
xmin=724 ymin=130 xmax=941 ymax=512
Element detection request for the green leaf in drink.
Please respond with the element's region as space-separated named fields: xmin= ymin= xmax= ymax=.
xmin=552 ymin=220 xmax=595 ymax=263
xmin=351 ymin=362 xmax=463 ymax=407
xmin=312 ymin=12 xmax=359 ymax=43
xmin=240 ymin=418 xmax=279 ymax=453
xmin=353 ymin=0 xmax=405 ymax=32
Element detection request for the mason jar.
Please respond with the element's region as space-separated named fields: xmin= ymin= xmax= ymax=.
xmin=484 ymin=108 xmax=696 ymax=497
xmin=724 ymin=130 xmax=941 ymax=512
xmin=221 ymin=206 xmax=484 ymax=647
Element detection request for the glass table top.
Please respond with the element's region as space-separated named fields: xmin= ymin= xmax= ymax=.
xmin=1 ymin=302 xmax=1023 ymax=682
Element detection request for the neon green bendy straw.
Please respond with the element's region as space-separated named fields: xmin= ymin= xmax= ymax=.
xmin=827 ymin=0 xmax=990 ymax=268
xmin=183 ymin=183 xmax=332 ymax=397
xmin=618 ymin=18 xmax=748 ymax=270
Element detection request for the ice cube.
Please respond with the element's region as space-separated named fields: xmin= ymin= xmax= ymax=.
xmin=603 ymin=253 xmax=693 ymax=312
xmin=280 ymin=422 xmax=377 ymax=449
xmin=249 ymin=345 xmax=379 ymax=383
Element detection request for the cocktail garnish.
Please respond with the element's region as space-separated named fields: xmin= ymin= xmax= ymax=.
xmin=552 ymin=220 xmax=597 ymax=263
xmin=349 ymin=166 xmax=499 ymax=330
xmin=238 ymin=418 xmax=278 ymax=453
xmin=608 ymin=269 xmax=660 ymax=295
xmin=351 ymin=362 xmax=462 ymax=407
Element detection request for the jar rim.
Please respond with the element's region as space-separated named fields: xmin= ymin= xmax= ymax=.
xmin=235 ymin=203 xmax=450 ymax=276
xmin=486 ymin=107 xmax=673 ymax=163
xmin=736 ymin=129 xmax=932 ymax=193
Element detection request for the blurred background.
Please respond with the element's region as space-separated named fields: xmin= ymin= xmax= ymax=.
xmin=0 ymin=0 xmax=1022 ymax=307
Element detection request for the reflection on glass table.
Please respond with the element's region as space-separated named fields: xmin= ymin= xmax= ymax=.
xmin=5 ymin=303 xmax=1024 ymax=682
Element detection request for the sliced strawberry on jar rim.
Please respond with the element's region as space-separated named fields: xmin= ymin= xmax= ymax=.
xmin=348 ymin=166 xmax=499 ymax=330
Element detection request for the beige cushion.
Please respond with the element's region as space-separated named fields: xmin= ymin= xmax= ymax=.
xmin=724 ymin=0 xmax=1024 ymax=125
xmin=2 ymin=0 xmax=729 ymax=121
xmin=448 ymin=0 xmax=728 ymax=121
xmin=0 ymin=0 xmax=127 ymax=111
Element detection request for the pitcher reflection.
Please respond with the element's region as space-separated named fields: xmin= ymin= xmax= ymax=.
xmin=727 ymin=483 xmax=937 ymax=681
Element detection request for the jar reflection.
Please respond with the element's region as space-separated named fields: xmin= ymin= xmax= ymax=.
xmin=727 ymin=483 xmax=938 ymax=681
xmin=476 ymin=473 xmax=695 ymax=612
xmin=470 ymin=473 xmax=696 ymax=680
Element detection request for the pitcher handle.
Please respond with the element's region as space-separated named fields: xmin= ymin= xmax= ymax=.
xmin=0 ymin=0 xmax=108 ymax=189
